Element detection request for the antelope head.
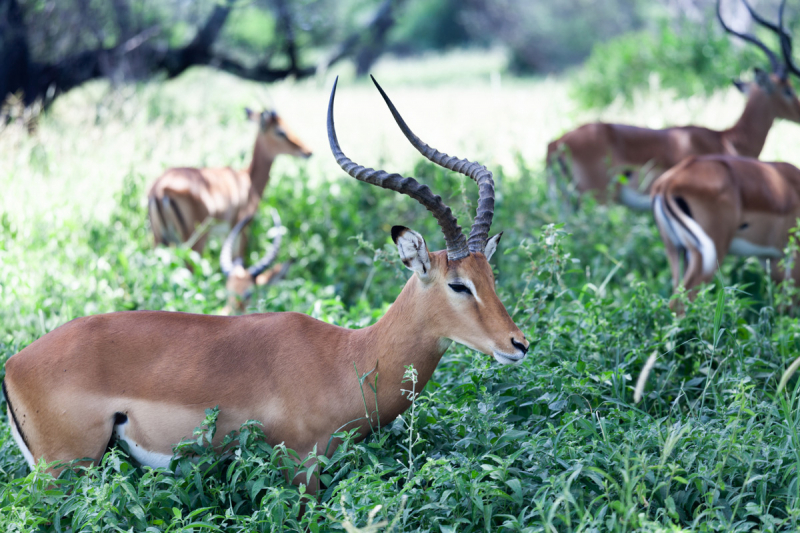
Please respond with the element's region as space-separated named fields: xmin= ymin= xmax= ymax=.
xmin=245 ymin=108 xmax=313 ymax=158
xmin=327 ymin=77 xmax=529 ymax=364
xmin=220 ymin=209 xmax=289 ymax=315
xmin=721 ymin=0 xmax=800 ymax=123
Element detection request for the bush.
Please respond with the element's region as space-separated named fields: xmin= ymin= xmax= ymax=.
xmin=572 ymin=17 xmax=764 ymax=109
xmin=460 ymin=0 xmax=647 ymax=73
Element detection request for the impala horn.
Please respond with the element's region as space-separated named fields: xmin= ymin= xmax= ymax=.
xmin=327 ymin=77 xmax=471 ymax=261
xmin=247 ymin=209 xmax=284 ymax=279
xmin=718 ymin=0 xmax=782 ymax=75
xmin=741 ymin=0 xmax=797 ymax=79
xmin=221 ymin=216 xmax=251 ymax=277
xmin=777 ymin=0 xmax=800 ymax=78
xmin=220 ymin=210 xmax=284 ymax=278
xmin=369 ymin=76 xmax=495 ymax=255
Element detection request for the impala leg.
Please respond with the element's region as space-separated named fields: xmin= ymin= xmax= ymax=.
xmin=28 ymin=410 xmax=116 ymax=477
xmin=190 ymin=232 xmax=209 ymax=255
xmin=681 ymin=245 xmax=711 ymax=302
xmin=148 ymin=197 xmax=167 ymax=246
xmin=682 ymin=237 xmax=731 ymax=305
xmin=661 ymin=233 xmax=683 ymax=291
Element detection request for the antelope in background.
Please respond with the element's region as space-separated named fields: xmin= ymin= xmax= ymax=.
xmin=547 ymin=0 xmax=800 ymax=210
xmin=220 ymin=209 xmax=290 ymax=315
xmin=652 ymin=155 xmax=800 ymax=311
xmin=2 ymin=77 xmax=528 ymax=493
xmin=148 ymin=108 xmax=312 ymax=256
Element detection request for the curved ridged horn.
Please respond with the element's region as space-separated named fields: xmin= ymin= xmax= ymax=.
xmin=718 ymin=0 xmax=781 ymax=73
xmin=327 ymin=77 xmax=470 ymax=261
xmin=221 ymin=215 xmax=253 ymax=277
xmin=742 ymin=0 xmax=792 ymax=78
xmin=248 ymin=208 xmax=284 ymax=278
xmin=369 ymin=76 xmax=495 ymax=255
xmin=742 ymin=0 xmax=783 ymax=34
xmin=778 ymin=0 xmax=800 ymax=77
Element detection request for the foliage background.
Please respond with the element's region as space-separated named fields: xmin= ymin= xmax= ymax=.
xmin=4 ymin=0 xmax=800 ymax=531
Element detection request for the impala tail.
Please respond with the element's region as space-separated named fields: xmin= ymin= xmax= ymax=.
xmin=652 ymin=193 xmax=717 ymax=277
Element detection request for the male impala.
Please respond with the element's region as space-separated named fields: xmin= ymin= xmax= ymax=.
xmin=652 ymin=154 xmax=800 ymax=308
xmin=220 ymin=209 xmax=290 ymax=315
xmin=547 ymin=0 xmax=800 ymax=210
xmin=148 ymin=108 xmax=312 ymax=255
xmin=3 ymin=78 xmax=529 ymax=489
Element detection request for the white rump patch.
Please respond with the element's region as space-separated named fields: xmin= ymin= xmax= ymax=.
xmin=9 ymin=411 xmax=35 ymax=469
xmin=675 ymin=213 xmax=717 ymax=276
xmin=680 ymin=212 xmax=718 ymax=275
xmin=656 ymin=195 xmax=717 ymax=276
xmin=653 ymin=196 xmax=681 ymax=248
xmin=729 ymin=237 xmax=782 ymax=258
xmin=114 ymin=420 xmax=172 ymax=469
xmin=619 ymin=186 xmax=652 ymax=212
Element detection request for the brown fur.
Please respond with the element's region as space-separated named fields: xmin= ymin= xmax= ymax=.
xmin=147 ymin=110 xmax=311 ymax=255
xmin=651 ymin=155 xmax=800 ymax=308
xmin=3 ymin=248 xmax=528 ymax=488
xmin=547 ymin=74 xmax=800 ymax=201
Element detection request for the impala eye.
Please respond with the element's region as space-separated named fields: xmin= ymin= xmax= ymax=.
xmin=448 ymin=282 xmax=472 ymax=295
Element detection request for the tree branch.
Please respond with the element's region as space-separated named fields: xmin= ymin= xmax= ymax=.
xmin=273 ymin=0 xmax=300 ymax=75
xmin=0 ymin=0 xmax=33 ymax=105
xmin=319 ymin=0 xmax=407 ymax=76
xmin=163 ymin=0 xmax=237 ymax=78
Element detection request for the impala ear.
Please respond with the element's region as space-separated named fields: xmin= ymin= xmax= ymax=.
xmin=754 ymin=68 xmax=773 ymax=91
xmin=260 ymin=110 xmax=278 ymax=127
xmin=392 ymin=226 xmax=431 ymax=280
xmin=484 ymin=232 xmax=502 ymax=262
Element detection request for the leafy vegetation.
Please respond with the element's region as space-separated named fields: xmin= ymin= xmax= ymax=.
xmin=2 ymin=67 xmax=800 ymax=532
xmin=572 ymin=17 xmax=764 ymax=109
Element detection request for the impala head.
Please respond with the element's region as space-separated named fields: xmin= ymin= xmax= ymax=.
xmin=220 ymin=210 xmax=289 ymax=315
xmin=721 ymin=0 xmax=800 ymax=123
xmin=327 ymin=76 xmax=529 ymax=364
xmin=245 ymin=108 xmax=312 ymax=158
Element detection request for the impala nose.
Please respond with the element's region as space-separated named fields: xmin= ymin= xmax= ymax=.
xmin=511 ymin=337 xmax=529 ymax=355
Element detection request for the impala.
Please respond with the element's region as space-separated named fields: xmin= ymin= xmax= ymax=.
xmin=148 ymin=108 xmax=312 ymax=255
xmin=220 ymin=209 xmax=290 ymax=315
xmin=651 ymin=154 xmax=800 ymax=309
xmin=547 ymin=0 xmax=800 ymax=210
xmin=3 ymin=78 xmax=529 ymax=490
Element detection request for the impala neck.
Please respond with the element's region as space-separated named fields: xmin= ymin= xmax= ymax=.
xmin=724 ymin=91 xmax=775 ymax=158
xmin=350 ymin=275 xmax=451 ymax=426
xmin=248 ymin=137 xmax=277 ymax=200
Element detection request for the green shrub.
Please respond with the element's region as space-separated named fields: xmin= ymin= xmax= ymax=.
xmin=572 ymin=18 xmax=764 ymax=108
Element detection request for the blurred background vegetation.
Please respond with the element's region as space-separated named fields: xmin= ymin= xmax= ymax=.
xmin=3 ymin=0 xmax=800 ymax=112
xmin=6 ymin=1 xmax=800 ymax=531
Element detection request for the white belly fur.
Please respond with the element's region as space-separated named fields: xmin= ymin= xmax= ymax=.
xmin=729 ymin=237 xmax=782 ymax=258
xmin=9 ymin=408 xmax=36 ymax=469
xmin=113 ymin=420 xmax=172 ymax=469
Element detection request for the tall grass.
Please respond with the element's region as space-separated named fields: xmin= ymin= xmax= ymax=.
xmin=2 ymin=58 xmax=800 ymax=531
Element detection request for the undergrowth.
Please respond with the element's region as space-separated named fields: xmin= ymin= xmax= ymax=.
xmin=1 ymin=75 xmax=800 ymax=532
